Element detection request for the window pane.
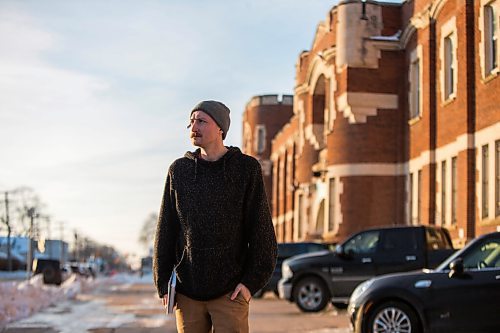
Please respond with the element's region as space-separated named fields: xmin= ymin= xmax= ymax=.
xmin=328 ymin=178 xmax=335 ymax=232
xmin=444 ymin=36 xmax=454 ymax=98
xmin=482 ymin=144 xmax=489 ymax=219
xmin=381 ymin=229 xmax=418 ymax=252
xmin=451 ymin=156 xmax=458 ymax=224
xmin=463 ymin=238 xmax=500 ymax=269
xmin=344 ymin=231 xmax=380 ymax=254
xmin=442 ymin=160 xmax=447 ymax=225
xmin=485 ymin=5 xmax=498 ymax=73
xmin=418 ymin=170 xmax=422 ymax=224
xmin=409 ymin=173 xmax=414 ymax=224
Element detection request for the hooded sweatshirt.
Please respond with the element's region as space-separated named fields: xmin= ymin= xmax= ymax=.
xmin=153 ymin=146 xmax=277 ymax=301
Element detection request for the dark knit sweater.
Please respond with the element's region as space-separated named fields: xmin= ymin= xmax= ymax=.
xmin=153 ymin=146 xmax=277 ymax=301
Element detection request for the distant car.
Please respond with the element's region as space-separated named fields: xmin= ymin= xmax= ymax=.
xmin=253 ymin=242 xmax=330 ymax=298
xmin=348 ymin=231 xmax=500 ymax=333
xmin=33 ymin=258 xmax=62 ymax=285
xmin=0 ymin=251 xmax=23 ymax=271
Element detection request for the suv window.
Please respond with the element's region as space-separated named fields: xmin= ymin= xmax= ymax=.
xmin=381 ymin=229 xmax=418 ymax=252
xmin=344 ymin=231 xmax=380 ymax=254
xmin=463 ymin=237 xmax=500 ymax=270
xmin=426 ymin=228 xmax=452 ymax=250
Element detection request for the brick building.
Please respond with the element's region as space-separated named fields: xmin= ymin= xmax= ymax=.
xmin=242 ymin=0 xmax=500 ymax=247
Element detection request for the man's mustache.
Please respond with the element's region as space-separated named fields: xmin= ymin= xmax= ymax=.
xmin=191 ymin=132 xmax=201 ymax=138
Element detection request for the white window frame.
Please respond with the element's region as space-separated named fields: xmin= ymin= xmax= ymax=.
xmin=409 ymin=45 xmax=423 ymax=121
xmin=439 ymin=17 xmax=458 ymax=103
xmin=479 ymin=0 xmax=500 ymax=78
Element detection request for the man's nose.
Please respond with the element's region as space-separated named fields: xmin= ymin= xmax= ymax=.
xmin=191 ymin=121 xmax=199 ymax=131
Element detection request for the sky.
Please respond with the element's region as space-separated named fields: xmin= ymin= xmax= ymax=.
xmin=0 ymin=0 xmax=402 ymax=259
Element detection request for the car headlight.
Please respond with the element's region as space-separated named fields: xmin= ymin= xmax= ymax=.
xmin=281 ymin=262 xmax=293 ymax=280
xmin=349 ymin=279 xmax=374 ymax=304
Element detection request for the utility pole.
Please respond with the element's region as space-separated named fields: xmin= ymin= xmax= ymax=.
xmin=73 ymin=230 xmax=78 ymax=261
xmin=4 ymin=192 xmax=12 ymax=271
xmin=59 ymin=221 xmax=65 ymax=264
xmin=26 ymin=207 xmax=37 ymax=279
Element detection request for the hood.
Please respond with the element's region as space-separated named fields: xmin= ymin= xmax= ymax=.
xmin=184 ymin=146 xmax=242 ymax=180
xmin=284 ymin=250 xmax=332 ymax=268
xmin=184 ymin=146 xmax=241 ymax=162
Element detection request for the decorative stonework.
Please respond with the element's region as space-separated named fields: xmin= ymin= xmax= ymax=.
xmin=337 ymin=92 xmax=398 ymax=123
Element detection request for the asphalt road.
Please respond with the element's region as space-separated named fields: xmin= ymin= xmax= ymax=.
xmin=2 ymin=279 xmax=350 ymax=333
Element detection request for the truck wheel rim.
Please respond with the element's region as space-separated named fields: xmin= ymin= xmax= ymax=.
xmin=298 ymin=282 xmax=322 ymax=309
xmin=372 ymin=307 xmax=411 ymax=333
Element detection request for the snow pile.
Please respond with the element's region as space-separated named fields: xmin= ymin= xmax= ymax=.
xmin=0 ymin=273 xmax=96 ymax=327
xmin=108 ymin=272 xmax=153 ymax=285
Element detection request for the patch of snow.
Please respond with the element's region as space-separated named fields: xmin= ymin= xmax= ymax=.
xmin=0 ymin=273 xmax=97 ymax=328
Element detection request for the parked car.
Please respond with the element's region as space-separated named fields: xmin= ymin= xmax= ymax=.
xmin=278 ymin=225 xmax=454 ymax=312
xmin=33 ymin=258 xmax=62 ymax=285
xmin=254 ymin=242 xmax=331 ymax=297
xmin=0 ymin=250 xmax=24 ymax=271
xmin=348 ymin=231 xmax=500 ymax=333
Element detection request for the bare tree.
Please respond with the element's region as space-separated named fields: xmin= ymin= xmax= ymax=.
xmin=138 ymin=212 xmax=158 ymax=251
xmin=11 ymin=187 xmax=46 ymax=236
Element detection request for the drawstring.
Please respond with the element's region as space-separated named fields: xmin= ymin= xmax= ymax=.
xmin=173 ymin=245 xmax=186 ymax=283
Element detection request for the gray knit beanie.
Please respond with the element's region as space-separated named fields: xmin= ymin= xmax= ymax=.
xmin=190 ymin=100 xmax=231 ymax=140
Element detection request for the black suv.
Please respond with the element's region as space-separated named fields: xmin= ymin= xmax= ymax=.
xmin=254 ymin=242 xmax=330 ymax=297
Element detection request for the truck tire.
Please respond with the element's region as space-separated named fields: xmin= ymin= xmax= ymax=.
xmin=293 ymin=276 xmax=330 ymax=312
xmin=366 ymin=301 xmax=420 ymax=333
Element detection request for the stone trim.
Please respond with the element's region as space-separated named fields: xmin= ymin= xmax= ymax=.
xmin=337 ymin=92 xmax=398 ymax=123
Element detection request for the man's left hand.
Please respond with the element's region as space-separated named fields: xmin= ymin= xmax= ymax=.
xmin=230 ymin=283 xmax=251 ymax=303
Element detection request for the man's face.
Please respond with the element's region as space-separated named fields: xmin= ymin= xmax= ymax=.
xmin=189 ymin=110 xmax=222 ymax=148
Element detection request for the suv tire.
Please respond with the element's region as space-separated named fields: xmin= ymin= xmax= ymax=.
xmin=293 ymin=276 xmax=329 ymax=312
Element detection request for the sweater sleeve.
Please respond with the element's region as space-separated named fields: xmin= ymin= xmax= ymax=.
xmin=240 ymin=160 xmax=278 ymax=295
xmin=153 ymin=167 xmax=179 ymax=298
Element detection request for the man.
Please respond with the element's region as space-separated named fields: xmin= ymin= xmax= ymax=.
xmin=153 ymin=100 xmax=277 ymax=333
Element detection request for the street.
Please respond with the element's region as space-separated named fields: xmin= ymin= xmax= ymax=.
xmin=1 ymin=277 xmax=350 ymax=333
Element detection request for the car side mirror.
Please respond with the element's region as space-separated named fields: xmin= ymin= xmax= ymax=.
xmin=448 ymin=258 xmax=464 ymax=278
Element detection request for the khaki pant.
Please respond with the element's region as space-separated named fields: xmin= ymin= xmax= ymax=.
xmin=175 ymin=292 xmax=249 ymax=333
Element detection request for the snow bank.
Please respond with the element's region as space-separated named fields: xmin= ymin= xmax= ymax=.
xmin=108 ymin=272 xmax=153 ymax=285
xmin=0 ymin=273 xmax=97 ymax=327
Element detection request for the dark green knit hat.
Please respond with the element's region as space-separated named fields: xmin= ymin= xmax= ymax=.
xmin=190 ymin=100 xmax=231 ymax=140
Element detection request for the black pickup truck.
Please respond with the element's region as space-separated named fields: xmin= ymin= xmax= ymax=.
xmin=277 ymin=225 xmax=455 ymax=312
